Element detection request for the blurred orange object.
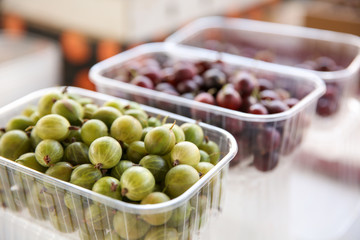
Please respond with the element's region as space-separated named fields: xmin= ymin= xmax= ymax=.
xmin=2 ymin=14 xmax=26 ymax=35
xmin=96 ymin=40 xmax=121 ymax=62
xmin=73 ymin=68 xmax=95 ymax=90
xmin=61 ymin=31 xmax=90 ymax=65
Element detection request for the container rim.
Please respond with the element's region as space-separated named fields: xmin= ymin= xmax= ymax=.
xmin=90 ymin=42 xmax=325 ymax=123
xmin=0 ymin=86 xmax=237 ymax=214
xmin=165 ymin=16 xmax=360 ymax=82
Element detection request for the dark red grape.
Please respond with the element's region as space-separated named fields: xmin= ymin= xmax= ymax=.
xmin=176 ymin=80 xmax=198 ymax=94
xmin=283 ymin=98 xmax=299 ymax=108
xmin=258 ymin=78 xmax=274 ymax=91
xmin=203 ymin=68 xmax=227 ymax=89
xmin=174 ymin=62 xmax=197 ymax=82
xmin=263 ymin=100 xmax=289 ymax=114
xmin=194 ymin=92 xmax=216 ymax=105
xmin=260 ymin=90 xmax=280 ymax=101
xmin=254 ymin=151 xmax=279 ymax=172
xmin=256 ymin=127 xmax=281 ymax=154
xmin=130 ymin=75 xmax=154 ymax=89
xmin=141 ymin=66 xmax=162 ymax=84
xmin=160 ymin=67 xmax=175 ymax=84
xmin=216 ymin=84 xmax=242 ymax=110
xmin=249 ymin=103 xmax=268 ymax=115
xmin=240 ymin=96 xmax=257 ymax=112
xmin=231 ymin=71 xmax=257 ymax=97
xmin=195 ymin=61 xmax=212 ymax=75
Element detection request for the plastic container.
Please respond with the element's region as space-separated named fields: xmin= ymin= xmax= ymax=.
xmin=165 ymin=16 xmax=360 ymax=119
xmin=0 ymin=87 xmax=237 ymax=240
xmin=90 ymin=42 xmax=325 ymax=169
xmin=0 ymin=31 xmax=61 ymax=107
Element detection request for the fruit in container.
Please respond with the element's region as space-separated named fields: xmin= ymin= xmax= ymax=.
xmin=139 ymin=155 xmax=169 ymax=183
xmin=89 ymin=136 xmax=122 ymax=169
xmin=144 ymin=227 xmax=178 ymax=240
xmin=144 ymin=125 xmax=175 ymax=155
xmin=35 ymin=114 xmax=70 ymax=141
xmin=120 ymin=166 xmax=155 ymax=201
xmin=111 ymin=160 xmax=134 ymax=179
xmin=64 ymin=142 xmax=90 ymax=165
xmin=92 ymin=176 xmax=122 ymax=200
xmin=127 ymin=141 xmax=148 ymax=164
xmin=92 ymin=106 xmax=122 ymax=129
xmin=35 ymin=139 xmax=64 ymax=167
xmin=6 ymin=115 xmax=34 ymax=131
xmin=110 ymin=115 xmax=143 ymax=144
xmin=170 ymin=141 xmax=200 ymax=167
xmin=165 ymin=165 xmax=200 ymax=198
xmin=140 ymin=192 xmax=172 ymax=225
xmin=51 ymin=98 xmax=83 ymax=125
xmin=180 ymin=123 xmax=204 ymax=147
xmin=113 ymin=211 xmax=150 ymax=240
xmin=45 ymin=161 xmax=73 ymax=181
xmin=81 ymin=119 xmax=108 ymax=146
xmin=15 ymin=152 xmax=47 ymax=172
xmin=0 ymin=130 xmax=31 ymax=160
xmin=70 ymin=164 xmax=102 ymax=190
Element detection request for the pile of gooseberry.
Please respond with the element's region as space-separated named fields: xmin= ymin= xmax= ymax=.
xmin=0 ymin=88 xmax=221 ymax=239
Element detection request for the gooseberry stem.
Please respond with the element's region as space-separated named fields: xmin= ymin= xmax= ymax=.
xmin=62 ymin=86 xmax=69 ymax=94
xmin=121 ymin=188 xmax=128 ymax=196
xmin=0 ymin=128 xmax=5 ymax=133
xmin=173 ymin=160 xmax=180 ymax=166
xmin=162 ymin=116 xmax=169 ymax=125
xmin=25 ymin=126 xmax=34 ymax=132
xmin=95 ymin=163 xmax=103 ymax=169
xmin=169 ymin=121 xmax=176 ymax=131
xmin=69 ymin=126 xmax=80 ymax=131
xmin=110 ymin=182 xmax=118 ymax=192
xmin=204 ymin=136 xmax=209 ymax=143
xmin=44 ymin=155 xmax=51 ymax=165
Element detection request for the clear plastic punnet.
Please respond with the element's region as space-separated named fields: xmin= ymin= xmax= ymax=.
xmin=165 ymin=16 xmax=360 ymax=119
xmin=90 ymin=42 xmax=325 ymax=169
xmin=0 ymin=87 xmax=237 ymax=240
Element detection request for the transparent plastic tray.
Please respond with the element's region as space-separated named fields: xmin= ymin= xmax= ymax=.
xmin=90 ymin=42 xmax=325 ymax=169
xmin=0 ymin=87 xmax=237 ymax=240
xmin=166 ymin=16 xmax=360 ymax=119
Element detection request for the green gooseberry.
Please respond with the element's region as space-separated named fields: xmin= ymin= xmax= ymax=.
xmin=147 ymin=116 xmax=161 ymax=127
xmin=144 ymin=125 xmax=175 ymax=155
xmin=30 ymin=128 xmax=42 ymax=149
xmin=83 ymin=103 xmax=98 ymax=119
xmin=190 ymin=195 xmax=209 ymax=219
xmin=141 ymin=127 xmax=153 ymax=141
xmin=165 ymin=165 xmax=200 ymax=198
xmin=45 ymin=162 xmax=73 ymax=182
xmin=120 ymin=166 xmax=155 ymax=201
xmin=140 ymin=192 xmax=172 ymax=226
xmin=77 ymin=97 xmax=94 ymax=106
xmin=0 ymin=130 xmax=31 ymax=160
xmin=144 ymin=227 xmax=178 ymax=240
xmin=110 ymin=115 xmax=143 ymax=144
xmin=26 ymin=195 xmax=48 ymax=220
xmin=35 ymin=139 xmax=64 ymax=167
xmin=6 ymin=115 xmax=33 ymax=131
xmin=79 ymin=228 xmax=105 ymax=240
xmin=111 ymin=160 xmax=134 ymax=179
xmin=113 ymin=211 xmax=150 ymax=240
xmin=103 ymin=99 xmax=125 ymax=114
xmin=170 ymin=141 xmax=200 ymax=167
xmin=22 ymin=105 xmax=37 ymax=117
xmin=30 ymin=182 xmax=58 ymax=209
xmin=104 ymin=232 xmax=121 ymax=240
xmin=92 ymin=176 xmax=122 ymax=200
xmin=89 ymin=136 xmax=122 ymax=169
xmin=49 ymin=207 xmax=77 ymax=233
xmin=194 ymin=162 xmax=214 ymax=178
xmin=199 ymin=138 xmax=220 ymax=165
xmin=37 ymin=91 xmax=63 ymax=117
xmin=84 ymin=204 xmax=113 ymax=231
xmin=70 ymin=164 xmax=102 ymax=190
xmin=64 ymin=192 xmax=84 ymax=211
xmin=124 ymin=101 xmax=142 ymax=110
xmin=180 ymin=123 xmax=204 ymax=147
xmin=163 ymin=123 xmax=185 ymax=143
xmin=92 ymin=106 xmax=122 ymax=129
xmin=51 ymin=98 xmax=84 ymax=125
xmin=30 ymin=111 xmax=40 ymax=124
xmin=124 ymin=109 xmax=148 ymax=128
xmin=199 ymin=150 xmax=210 ymax=163
xmin=62 ymin=128 xmax=82 ymax=147
xmin=167 ymin=202 xmax=192 ymax=227
xmin=127 ymin=141 xmax=148 ymax=164
xmin=81 ymin=119 xmax=108 ymax=146
xmin=35 ymin=114 xmax=70 ymax=141
xmin=15 ymin=152 xmax=47 ymax=172
xmin=64 ymin=142 xmax=90 ymax=165
xmin=139 ymin=155 xmax=169 ymax=183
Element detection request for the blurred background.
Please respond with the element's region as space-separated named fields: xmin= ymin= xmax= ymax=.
xmin=0 ymin=0 xmax=360 ymax=239
xmin=1 ymin=0 xmax=358 ymax=104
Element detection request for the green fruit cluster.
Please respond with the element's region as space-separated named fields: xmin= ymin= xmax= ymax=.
xmin=0 ymin=88 xmax=222 ymax=239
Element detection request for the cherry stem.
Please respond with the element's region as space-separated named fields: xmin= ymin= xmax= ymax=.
xmin=121 ymin=188 xmax=128 ymax=196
